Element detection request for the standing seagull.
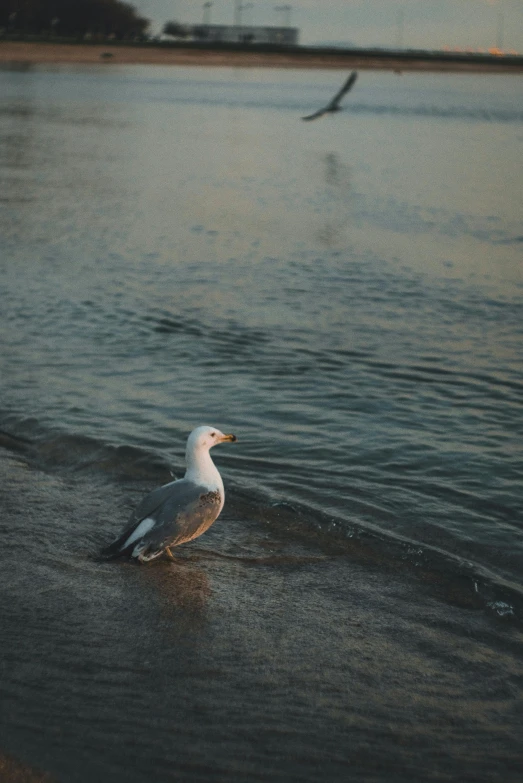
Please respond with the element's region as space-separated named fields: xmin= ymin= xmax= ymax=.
xmin=302 ymin=71 xmax=358 ymax=121
xmin=101 ymin=426 xmax=237 ymax=563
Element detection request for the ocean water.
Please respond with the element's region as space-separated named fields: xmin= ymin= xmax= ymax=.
xmin=0 ymin=64 xmax=522 ymax=782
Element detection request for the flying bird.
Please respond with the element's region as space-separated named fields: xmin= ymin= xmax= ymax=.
xmin=101 ymin=426 xmax=237 ymax=563
xmin=302 ymin=71 xmax=358 ymax=121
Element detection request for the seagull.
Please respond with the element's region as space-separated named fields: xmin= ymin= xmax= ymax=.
xmin=101 ymin=426 xmax=237 ymax=563
xmin=302 ymin=71 xmax=358 ymax=121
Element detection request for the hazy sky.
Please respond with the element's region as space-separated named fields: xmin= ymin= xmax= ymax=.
xmin=135 ymin=1 xmax=522 ymax=51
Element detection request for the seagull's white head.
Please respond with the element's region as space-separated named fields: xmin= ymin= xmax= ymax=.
xmin=184 ymin=426 xmax=236 ymax=488
xmin=187 ymin=425 xmax=237 ymax=455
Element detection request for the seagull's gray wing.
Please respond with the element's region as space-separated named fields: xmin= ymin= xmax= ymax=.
xmin=101 ymin=479 xmax=220 ymax=559
xmin=327 ymin=71 xmax=358 ymax=110
xmin=127 ymin=479 xmax=186 ymax=527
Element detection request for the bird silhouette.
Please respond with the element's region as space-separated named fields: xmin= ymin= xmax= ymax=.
xmin=302 ymin=71 xmax=358 ymax=121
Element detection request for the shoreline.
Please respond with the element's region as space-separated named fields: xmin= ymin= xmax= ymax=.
xmin=1 ymin=41 xmax=523 ymax=72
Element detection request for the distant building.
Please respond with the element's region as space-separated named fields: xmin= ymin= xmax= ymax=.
xmin=191 ymin=25 xmax=299 ymax=46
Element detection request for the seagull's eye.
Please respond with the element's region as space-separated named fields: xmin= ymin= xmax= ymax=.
xmin=210 ymin=432 xmax=216 ymax=437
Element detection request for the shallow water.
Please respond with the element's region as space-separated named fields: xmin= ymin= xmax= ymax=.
xmin=0 ymin=64 xmax=522 ymax=781
xmin=1 ymin=448 xmax=523 ymax=783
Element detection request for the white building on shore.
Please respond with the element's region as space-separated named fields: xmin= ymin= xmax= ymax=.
xmin=191 ymin=24 xmax=299 ymax=46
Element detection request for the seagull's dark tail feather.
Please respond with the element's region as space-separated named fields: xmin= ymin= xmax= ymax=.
xmin=99 ymin=533 xmax=135 ymax=560
xmin=99 ymin=535 xmax=164 ymax=563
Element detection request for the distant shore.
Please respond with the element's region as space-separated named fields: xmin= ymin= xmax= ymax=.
xmin=1 ymin=40 xmax=523 ymax=72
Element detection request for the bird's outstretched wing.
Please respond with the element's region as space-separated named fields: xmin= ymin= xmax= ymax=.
xmin=301 ymin=108 xmax=328 ymax=121
xmin=301 ymin=71 xmax=358 ymax=121
xmin=327 ymin=71 xmax=358 ymax=110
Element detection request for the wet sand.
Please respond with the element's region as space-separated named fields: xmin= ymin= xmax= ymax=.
xmin=1 ymin=41 xmax=522 ymax=72
xmin=0 ymin=753 xmax=53 ymax=783
xmin=1 ymin=444 xmax=522 ymax=782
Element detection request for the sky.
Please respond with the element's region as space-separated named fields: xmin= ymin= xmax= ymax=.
xmin=135 ymin=1 xmax=523 ymax=51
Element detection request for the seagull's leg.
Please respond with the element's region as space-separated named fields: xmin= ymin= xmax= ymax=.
xmin=164 ymin=547 xmax=176 ymax=561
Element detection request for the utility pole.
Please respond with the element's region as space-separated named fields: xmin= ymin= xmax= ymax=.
xmin=234 ymin=0 xmax=241 ymax=26
xmin=275 ymin=5 xmax=292 ymax=28
xmin=496 ymin=8 xmax=504 ymax=50
xmin=395 ymin=7 xmax=405 ymax=49
xmin=202 ymin=2 xmax=213 ymax=25
xmin=242 ymin=3 xmax=253 ymax=26
xmin=234 ymin=2 xmax=253 ymax=27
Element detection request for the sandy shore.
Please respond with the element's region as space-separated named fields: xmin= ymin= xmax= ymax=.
xmin=1 ymin=40 xmax=522 ymax=72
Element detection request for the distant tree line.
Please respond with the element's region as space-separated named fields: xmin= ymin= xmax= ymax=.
xmin=1 ymin=0 xmax=149 ymax=38
xmin=162 ymin=21 xmax=190 ymax=40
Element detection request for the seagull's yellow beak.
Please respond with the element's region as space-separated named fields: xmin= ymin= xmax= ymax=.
xmin=220 ymin=433 xmax=237 ymax=443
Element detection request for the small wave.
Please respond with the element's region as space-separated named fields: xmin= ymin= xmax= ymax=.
xmin=0 ymin=104 xmax=130 ymax=128
xmin=494 ymin=235 xmax=523 ymax=245
xmin=347 ymin=102 xmax=523 ymax=124
xmin=144 ymin=314 xmax=203 ymax=337
xmin=139 ymin=87 xmax=523 ymax=125
xmin=142 ymin=310 xmax=271 ymax=356
xmin=0 ymin=410 xmax=175 ymax=482
xmin=249 ymin=495 xmax=523 ymax=626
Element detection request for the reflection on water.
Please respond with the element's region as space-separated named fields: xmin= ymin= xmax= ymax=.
xmin=146 ymin=560 xmax=212 ymax=619
xmin=323 ymin=150 xmax=351 ymax=189
xmin=315 ymin=151 xmax=353 ymax=246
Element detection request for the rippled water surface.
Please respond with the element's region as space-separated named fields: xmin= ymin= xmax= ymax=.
xmin=0 ymin=64 xmax=522 ymax=782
